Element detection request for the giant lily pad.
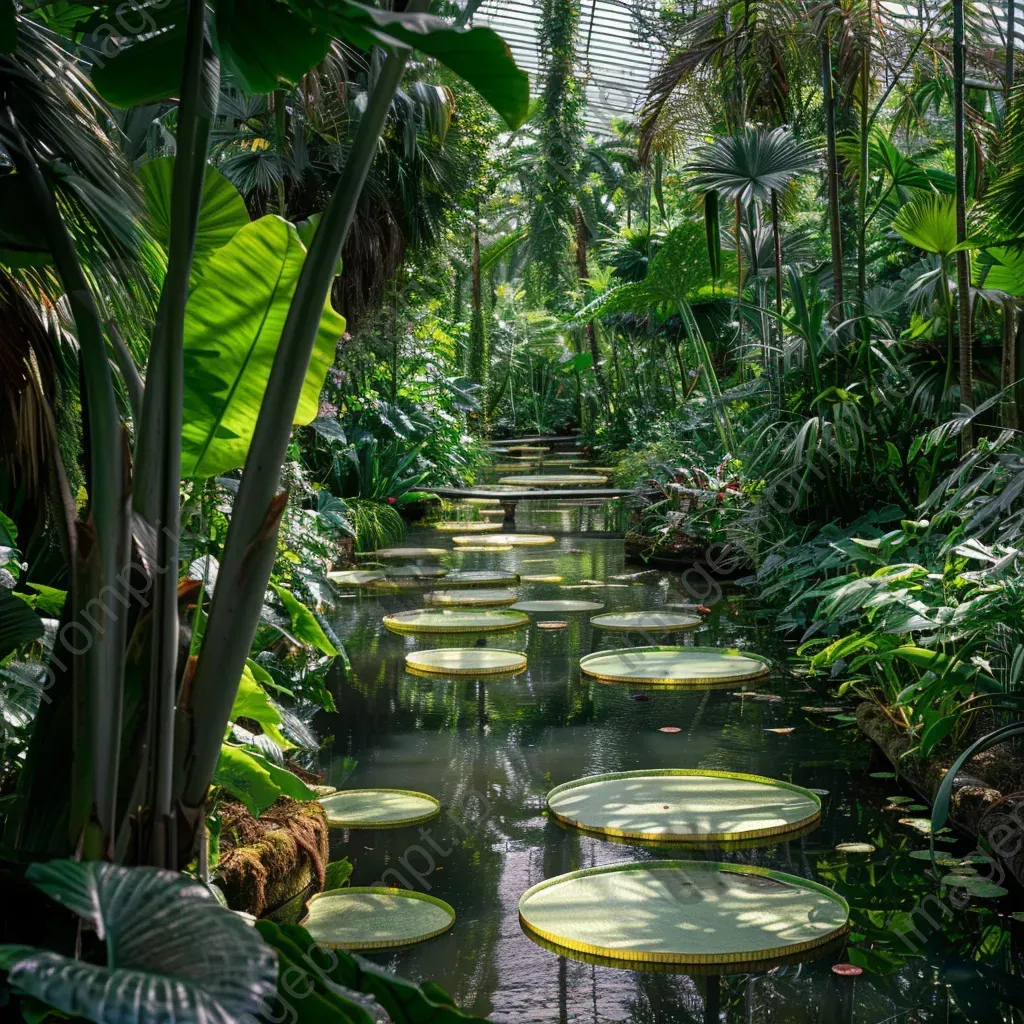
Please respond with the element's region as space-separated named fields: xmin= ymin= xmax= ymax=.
xmin=406 ymin=648 xmax=527 ymax=677
xmin=327 ymin=570 xmax=385 ymax=586
xmin=452 ymin=533 xmax=556 ymax=547
xmin=580 ymin=646 xmax=770 ymax=686
xmin=434 ymin=521 xmax=503 ymax=533
xmin=590 ymin=611 xmax=701 ymax=632
xmin=383 ymin=609 xmax=529 ymax=634
xmin=498 ymin=475 xmax=608 ymax=486
xmin=512 ymin=599 xmax=604 ymax=612
xmin=320 ymin=789 xmax=440 ymax=828
xmin=518 ymin=861 xmax=849 ymax=968
xmin=373 ymin=547 xmax=448 ymax=559
xmin=302 ymin=888 xmax=455 ymax=951
xmin=441 ymin=570 xmax=520 ymax=587
xmin=425 ymin=588 xmax=518 ymax=607
xmin=546 ymin=770 xmax=821 ymax=843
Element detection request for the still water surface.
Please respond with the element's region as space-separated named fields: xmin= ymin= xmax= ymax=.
xmin=320 ymin=508 xmax=1020 ymax=1023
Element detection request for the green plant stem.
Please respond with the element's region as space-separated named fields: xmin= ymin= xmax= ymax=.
xmin=132 ymin=0 xmax=215 ymax=868
xmin=0 ymin=108 xmax=127 ymax=857
xmin=180 ymin=40 xmax=419 ymax=817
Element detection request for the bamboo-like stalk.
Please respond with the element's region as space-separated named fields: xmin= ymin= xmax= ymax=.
xmin=179 ymin=42 xmax=419 ymax=817
xmin=131 ymin=0 xmax=215 ymax=868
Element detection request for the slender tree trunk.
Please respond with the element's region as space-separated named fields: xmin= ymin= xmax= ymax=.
xmin=576 ymin=204 xmax=606 ymax=409
xmin=274 ymin=89 xmax=287 ymax=218
xmin=820 ymin=31 xmax=844 ymax=321
xmin=857 ymin=0 xmax=871 ymax=320
xmin=1001 ymin=298 xmax=1016 ymax=427
xmin=954 ymin=0 xmax=973 ymax=439
xmin=771 ymin=190 xmax=785 ymax=398
xmin=1006 ymin=0 xmax=1016 ymax=95
xmin=735 ymin=197 xmax=744 ymax=374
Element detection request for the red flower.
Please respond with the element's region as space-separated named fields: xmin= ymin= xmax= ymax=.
xmin=387 ymin=497 xmax=397 ymax=505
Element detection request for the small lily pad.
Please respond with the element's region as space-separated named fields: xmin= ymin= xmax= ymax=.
xmin=765 ymin=727 xmax=796 ymax=735
xmin=835 ymin=842 xmax=875 ymax=855
xmin=869 ymin=772 xmax=896 ymax=780
xmin=658 ymin=726 xmax=682 ymax=734
xmin=940 ymin=875 xmax=1008 ymax=898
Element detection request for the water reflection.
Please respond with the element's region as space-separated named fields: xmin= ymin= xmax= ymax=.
xmin=318 ymin=508 xmax=1020 ymax=1023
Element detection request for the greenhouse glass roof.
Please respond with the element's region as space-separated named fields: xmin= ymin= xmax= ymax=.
xmin=473 ymin=0 xmax=664 ymax=134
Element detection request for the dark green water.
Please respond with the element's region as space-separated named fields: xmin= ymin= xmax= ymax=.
xmin=320 ymin=508 xmax=1022 ymax=1024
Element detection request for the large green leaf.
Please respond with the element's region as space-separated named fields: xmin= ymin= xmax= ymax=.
xmin=138 ymin=157 xmax=249 ymax=261
xmin=288 ymin=0 xmax=530 ymax=128
xmin=181 ymin=215 xmax=345 ymax=478
xmin=1 ymin=860 xmax=277 ymax=1024
xmin=271 ymin=584 xmax=339 ymax=656
xmin=87 ymin=0 xmax=527 ymax=127
xmin=214 ymin=743 xmax=316 ymax=815
xmin=0 ymin=591 xmax=43 ymax=661
xmin=216 ymin=0 xmax=332 ymax=93
xmin=89 ymin=0 xmax=187 ymax=107
xmin=257 ymin=920 xmax=488 ymax=1023
xmin=231 ymin=664 xmax=290 ymax=748
xmin=892 ymin=194 xmax=958 ymax=257
xmin=974 ymin=246 xmax=1024 ymax=296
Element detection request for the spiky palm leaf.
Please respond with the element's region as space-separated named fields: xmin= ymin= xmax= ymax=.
xmin=687 ymin=127 xmax=820 ymax=207
xmin=892 ymin=194 xmax=959 ymax=256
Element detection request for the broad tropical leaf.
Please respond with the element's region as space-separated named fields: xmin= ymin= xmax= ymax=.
xmin=89 ymin=0 xmax=528 ymax=127
xmin=0 ymin=591 xmax=43 ymax=661
xmin=892 ymin=195 xmax=958 ymax=257
xmin=1 ymin=860 xmax=277 ymax=1024
xmin=181 ymin=215 xmax=345 ymax=478
xmin=257 ymin=920 xmax=488 ymax=1022
xmin=138 ymin=157 xmax=249 ymax=262
xmin=214 ymin=743 xmax=316 ymax=815
xmin=230 ymin=664 xmax=290 ymax=748
xmin=974 ymin=246 xmax=1024 ymax=296
xmin=216 ymin=0 xmax=332 ymax=93
xmin=270 ymin=584 xmax=339 ymax=656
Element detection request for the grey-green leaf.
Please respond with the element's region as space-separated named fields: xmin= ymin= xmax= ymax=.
xmin=8 ymin=860 xmax=277 ymax=1024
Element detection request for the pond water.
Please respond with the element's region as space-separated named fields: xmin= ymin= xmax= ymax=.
xmin=319 ymin=505 xmax=1021 ymax=1024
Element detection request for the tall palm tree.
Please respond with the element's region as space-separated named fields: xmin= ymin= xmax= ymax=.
xmin=687 ymin=127 xmax=819 ymax=388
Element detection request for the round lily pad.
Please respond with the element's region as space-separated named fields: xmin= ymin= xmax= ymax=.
xmin=383 ymin=608 xmax=530 ymax=634
xmin=451 ymin=533 xmax=556 ymax=547
xmin=537 ymin=621 xmax=568 ymax=630
xmin=521 ymin=574 xmax=565 ymax=583
xmin=373 ymin=547 xmax=448 ymax=559
xmin=303 ymin=888 xmax=455 ymax=950
xmin=434 ymin=521 xmax=503 ymax=533
xmin=327 ymin=569 xmax=385 ymax=585
xmin=440 ymin=570 xmax=520 ymax=587
xmin=451 ymin=544 xmax=513 ymax=552
xmin=406 ymin=648 xmax=527 ymax=677
xmin=424 ymin=588 xmax=518 ymax=608
xmin=320 ymin=789 xmax=440 ymax=828
xmin=498 ymin=474 xmax=608 ymax=486
xmin=512 ymin=599 xmax=604 ymax=612
xmin=465 ymin=498 xmax=501 ymax=506
xmin=580 ymin=646 xmax=770 ymax=686
xmin=546 ymin=770 xmax=821 ymax=844
xmin=507 ymin=445 xmax=551 ymax=452
xmin=518 ymin=861 xmax=849 ymax=968
xmin=382 ymin=565 xmax=447 ymax=579
xmin=590 ymin=611 xmax=701 ymax=633
xmin=835 ymin=842 xmax=875 ymax=854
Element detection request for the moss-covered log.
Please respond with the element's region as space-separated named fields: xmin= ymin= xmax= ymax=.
xmin=216 ymin=796 xmax=329 ymax=921
xmin=856 ymin=702 xmax=1024 ymax=888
